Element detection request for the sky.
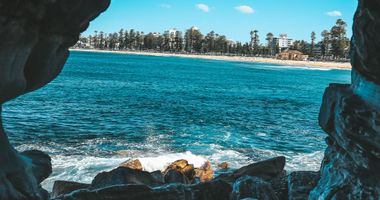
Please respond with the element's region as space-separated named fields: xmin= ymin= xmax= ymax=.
xmin=84 ymin=0 xmax=358 ymax=43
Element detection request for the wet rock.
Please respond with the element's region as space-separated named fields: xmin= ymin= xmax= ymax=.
xmin=164 ymin=169 xmax=190 ymax=184
xmin=217 ymin=157 xmax=286 ymax=183
xmin=120 ymin=159 xmax=143 ymax=170
xmin=164 ymin=159 xmax=196 ymax=181
xmin=310 ymin=2 xmax=380 ymax=199
xmin=90 ymin=167 xmax=164 ymax=189
xmin=218 ymin=162 xmax=229 ymax=170
xmin=195 ymin=161 xmax=214 ymax=182
xmin=0 ymin=0 xmax=109 ymax=199
xmin=52 ymin=181 xmax=90 ymax=198
xmin=54 ymin=180 xmax=232 ymax=200
xmin=268 ymin=170 xmax=288 ymax=200
xmin=231 ymin=176 xmax=279 ymax=200
xmin=288 ymin=171 xmax=319 ymax=200
xmin=234 ymin=157 xmax=286 ymax=179
xmin=151 ymin=170 xmax=165 ymax=183
xmin=310 ymin=81 xmax=380 ymax=199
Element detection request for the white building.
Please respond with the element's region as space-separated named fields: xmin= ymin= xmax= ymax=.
xmin=272 ymin=34 xmax=294 ymax=52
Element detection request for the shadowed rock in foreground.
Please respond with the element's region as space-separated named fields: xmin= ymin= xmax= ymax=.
xmin=309 ymin=0 xmax=380 ymax=199
xmin=0 ymin=0 xmax=110 ymax=199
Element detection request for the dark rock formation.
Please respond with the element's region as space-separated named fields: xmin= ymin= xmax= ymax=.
xmin=90 ymin=167 xmax=164 ymax=189
xmin=164 ymin=169 xmax=191 ymax=184
xmin=230 ymin=176 xmax=279 ymax=200
xmin=54 ymin=180 xmax=232 ymax=200
xmin=0 ymin=0 xmax=110 ymax=199
xmin=309 ymin=0 xmax=380 ymax=199
xmin=216 ymin=156 xmax=286 ymax=183
xmin=52 ymin=181 xmax=90 ymax=199
xmin=288 ymin=171 xmax=319 ymax=200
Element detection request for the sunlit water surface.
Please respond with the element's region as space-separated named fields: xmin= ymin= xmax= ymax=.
xmin=2 ymin=51 xmax=351 ymax=191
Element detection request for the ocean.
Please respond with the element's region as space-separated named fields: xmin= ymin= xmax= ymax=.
xmin=2 ymin=51 xmax=351 ymax=191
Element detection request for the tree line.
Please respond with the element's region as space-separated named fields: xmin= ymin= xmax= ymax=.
xmin=77 ymin=19 xmax=350 ymax=59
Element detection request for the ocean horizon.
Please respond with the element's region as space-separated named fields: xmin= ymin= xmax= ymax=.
xmin=3 ymin=51 xmax=351 ymax=191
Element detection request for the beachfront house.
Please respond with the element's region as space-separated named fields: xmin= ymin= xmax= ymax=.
xmin=277 ymin=50 xmax=308 ymax=61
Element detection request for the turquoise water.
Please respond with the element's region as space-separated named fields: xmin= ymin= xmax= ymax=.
xmin=2 ymin=51 xmax=350 ymax=190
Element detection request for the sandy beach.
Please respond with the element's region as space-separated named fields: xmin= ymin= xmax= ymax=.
xmin=70 ymin=49 xmax=352 ymax=70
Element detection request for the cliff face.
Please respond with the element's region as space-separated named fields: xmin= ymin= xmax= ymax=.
xmin=0 ymin=1 xmax=110 ymax=200
xmin=310 ymin=0 xmax=380 ymax=199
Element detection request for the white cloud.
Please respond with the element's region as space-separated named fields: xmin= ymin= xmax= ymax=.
xmin=327 ymin=10 xmax=342 ymax=17
xmin=235 ymin=5 xmax=255 ymax=14
xmin=160 ymin=4 xmax=172 ymax=9
xmin=196 ymin=3 xmax=210 ymax=12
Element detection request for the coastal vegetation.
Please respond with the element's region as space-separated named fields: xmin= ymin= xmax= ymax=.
xmin=76 ymin=19 xmax=350 ymax=60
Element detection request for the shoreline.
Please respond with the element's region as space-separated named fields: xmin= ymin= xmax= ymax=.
xmin=70 ymin=48 xmax=352 ymax=70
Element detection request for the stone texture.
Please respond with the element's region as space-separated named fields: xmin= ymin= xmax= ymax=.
xmin=164 ymin=169 xmax=190 ymax=184
xmin=90 ymin=167 xmax=164 ymax=190
xmin=230 ymin=176 xmax=279 ymax=200
xmin=310 ymin=1 xmax=380 ymax=198
xmin=163 ymin=159 xmax=196 ymax=182
xmin=0 ymin=0 xmax=109 ymax=199
xmin=218 ymin=162 xmax=229 ymax=170
xmin=194 ymin=161 xmax=214 ymax=182
xmin=287 ymin=171 xmax=319 ymax=200
xmin=216 ymin=156 xmax=286 ymax=184
xmin=52 ymin=181 xmax=90 ymax=198
xmin=120 ymin=159 xmax=143 ymax=170
xmin=351 ymin=0 xmax=380 ymax=84
xmin=54 ymin=180 xmax=232 ymax=200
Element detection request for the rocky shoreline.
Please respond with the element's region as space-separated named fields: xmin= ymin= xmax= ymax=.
xmin=51 ymin=156 xmax=320 ymax=200
xmin=1 ymin=0 xmax=380 ymax=199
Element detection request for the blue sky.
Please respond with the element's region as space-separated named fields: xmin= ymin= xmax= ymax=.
xmin=84 ymin=0 xmax=358 ymax=43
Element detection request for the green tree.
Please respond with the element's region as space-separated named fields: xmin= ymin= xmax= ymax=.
xmin=266 ymin=32 xmax=274 ymax=55
xmin=185 ymin=27 xmax=204 ymax=53
xmin=310 ymin=31 xmax=316 ymax=57
xmin=330 ymin=19 xmax=348 ymax=58
xmin=321 ymin=30 xmax=330 ymax=57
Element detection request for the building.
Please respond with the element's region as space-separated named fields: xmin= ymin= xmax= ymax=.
xmin=277 ymin=50 xmax=308 ymax=61
xmin=272 ymin=34 xmax=294 ymax=52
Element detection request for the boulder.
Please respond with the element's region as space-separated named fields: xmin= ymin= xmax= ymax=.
xmin=120 ymin=159 xmax=143 ymax=170
xmin=216 ymin=157 xmax=286 ymax=183
xmin=233 ymin=157 xmax=286 ymax=179
xmin=288 ymin=171 xmax=319 ymax=200
xmin=194 ymin=161 xmax=214 ymax=182
xmin=218 ymin=162 xmax=229 ymax=170
xmin=54 ymin=180 xmax=232 ymax=200
xmin=230 ymin=176 xmax=279 ymax=200
xmin=164 ymin=169 xmax=190 ymax=184
xmin=163 ymin=159 xmax=196 ymax=181
xmin=52 ymin=181 xmax=90 ymax=198
xmin=151 ymin=170 xmax=165 ymax=183
xmin=90 ymin=167 xmax=164 ymax=189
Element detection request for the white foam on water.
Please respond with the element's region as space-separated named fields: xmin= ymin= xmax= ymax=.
xmin=138 ymin=151 xmax=207 ymax=172
xmin=42 ymin=155 xmax=127 ymax=192
xmin=267 ymin=65 xmax=333 ymax=71
xmin=40 ymin=147 xmax=324 ymax=193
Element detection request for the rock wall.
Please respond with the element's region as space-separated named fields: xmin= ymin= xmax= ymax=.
xmin=0 ymin=1 xmax=110 ymax=199
xmin=310 ymin=0 xmax=380 ymax=199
